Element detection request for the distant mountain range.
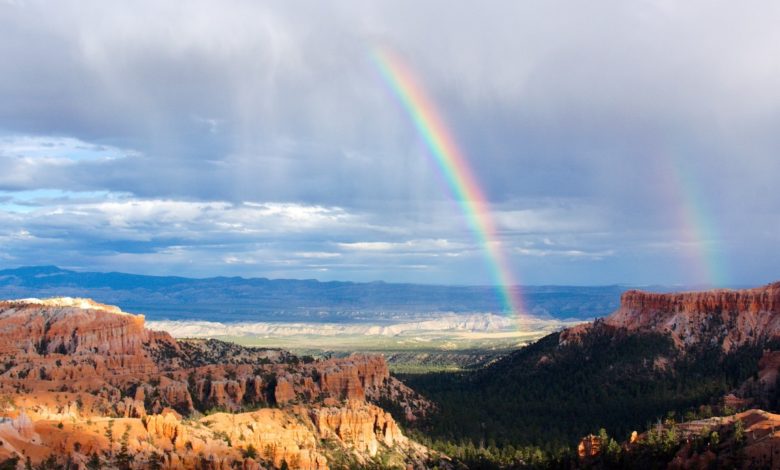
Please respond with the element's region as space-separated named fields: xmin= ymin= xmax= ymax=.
xmin=0 ymin=265 xmax=631 ymax=322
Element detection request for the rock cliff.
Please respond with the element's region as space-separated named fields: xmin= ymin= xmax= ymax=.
xmin=0 ymin=298 xmax=435 ymax=469
xmin=560 ymin=283 xmax=780 ymax=352
xmin=557 ymin=282 xmax=780 ymax=438
xmin=0 ymin=298 xmax=172 ymax=360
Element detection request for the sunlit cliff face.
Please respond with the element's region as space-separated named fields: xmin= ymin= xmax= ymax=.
xmin=10 ymin=297 xmax=126 ymax=314
xmin=0 ymin=299 xmax=436 ymax=469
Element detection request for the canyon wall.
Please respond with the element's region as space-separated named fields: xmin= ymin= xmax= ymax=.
xmin=605 ymin=283 xmax=780 ymax=351
xmin=0 ymin=298 xmax=434 ymax=469
xmin=560 ymin=283 xmax=780 ymax=352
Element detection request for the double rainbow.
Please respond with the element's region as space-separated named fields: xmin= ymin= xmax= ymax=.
xmin=372 ymin=47 xmax=525 ymax=316
xmin=664 ymin=156 xmax=728 ymax=287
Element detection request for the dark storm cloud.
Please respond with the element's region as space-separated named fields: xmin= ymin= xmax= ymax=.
xmin=0 ymin=0 xmax=779 ymax=285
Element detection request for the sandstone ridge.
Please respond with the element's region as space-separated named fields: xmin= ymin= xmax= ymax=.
xmin=561 ymin=282 xmax=780 ymax=352
xmin=0 ymin=298 xmax=434 ymax=469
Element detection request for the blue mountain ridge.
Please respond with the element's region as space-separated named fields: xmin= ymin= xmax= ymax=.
xmin=0 ymin=265 xmax=631 ymax=323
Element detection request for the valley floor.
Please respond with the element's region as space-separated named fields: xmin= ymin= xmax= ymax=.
xmin=148 ymin=315 xmax=582 ymax=373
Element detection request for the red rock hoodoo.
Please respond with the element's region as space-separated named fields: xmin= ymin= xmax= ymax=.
xmin=0 ymin=298 xmax=434 ymax=469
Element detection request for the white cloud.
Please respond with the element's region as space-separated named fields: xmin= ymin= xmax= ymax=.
xmin=295 ymin=251 xmax=341 ymax=259
xmin=223 ymin=256 xmax=256 ymax=265
xmin=0 ymin=194 xmax=365 ymax=247
xmin=493 ymin=206 xmax=605 ymax=234
xmin=242 ymin=202 xmax=351 ymax=226
xmin=337 ymin=238 xmax=465 ymax=253
xmin=338 ymin=241 xmax=395 ymax=251
xmin=515 ymin=247 xmax=615 ymax=260
xmin=0 ymin=135 xmax=135 ymax=162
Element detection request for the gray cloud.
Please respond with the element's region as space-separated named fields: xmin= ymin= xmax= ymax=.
xmin=0 ymin=0 xmax=778 ymax=285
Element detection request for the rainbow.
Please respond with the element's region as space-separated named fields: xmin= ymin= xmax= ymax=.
xmin=665 ymin=157 xmax=729 ymax=287
xmin=372 ymin=46 xmax=525 ymax=316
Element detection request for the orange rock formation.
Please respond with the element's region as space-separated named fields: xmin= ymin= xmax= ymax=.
xmin=0 ymin=298 xmax=434 ymax=469
xmin=561 ymin=282 xmax=780 ymax=352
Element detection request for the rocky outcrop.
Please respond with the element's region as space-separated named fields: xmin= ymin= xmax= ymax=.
xmin=0 ymin=298 xmax=180 ymax=379
xmin=555 ymin=283 xmax=780 ymax=429
xmin=313 ymin=401 xmax=405 ymax=456
xmin=608 ymin=283 xmax=780 ymax=351
xmin=180 ymin=353 xmax=421 ymax=415
xmin=274 ymin=376 xmax=296 ymax=405
xmin=620 ymin=409 xmax=780 ymax=469
xmin=0 ymin=298 xmax=160 ymax=354
xmin=577 ymin=434 xmax=602 ymax=459
xmin=0 ymin=298 xmax=435 ymax=469
xmin=11 ymin=411 xmax=34 ymax=439
xmin=143 ymin=409 xmax=187 ymax=447
xmin=178 ymin=338 xmax=293 ymax=366
xmin=561 ymin=283 xmax=780 ymax=352
xmin=204 ymin=408 xmax=328 ymax=470
xmin=0 ymin=299 xmax=429 ymax=416
xmin=0 ymin=398 xmax=428 ymax=469
xmin=180 ymin=356 xmax=402 ymax=410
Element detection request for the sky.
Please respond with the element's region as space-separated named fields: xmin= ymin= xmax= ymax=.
xmin=0 ymin=0 xmax=779 ymax=286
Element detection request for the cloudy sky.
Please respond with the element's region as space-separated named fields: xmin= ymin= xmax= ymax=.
xmin=0 ymin=0 xmax=778 ymax=286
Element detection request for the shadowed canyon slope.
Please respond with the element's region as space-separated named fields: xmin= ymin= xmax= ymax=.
xmin=0 ymin=298 xmax=435 ymax=469
xmin=405 ymin=282 xmax=780 ymax=468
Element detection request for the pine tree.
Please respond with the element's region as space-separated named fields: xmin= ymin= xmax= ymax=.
xmin=104 ymin=419 xmax=115 ymax=456
xmin=734 ymin=418 xmax=746 ymax=447
xmin=114 ymin=424 xmax=133 ymax=470
xmin=86 ymin=453 xmax=101 ymax=470
xmin=242 ymin=444 xmax=258 ymax=459
xmin=147 ymin=451 xmax=164 ymax=470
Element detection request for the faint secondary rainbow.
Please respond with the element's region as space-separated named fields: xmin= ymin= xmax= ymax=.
xmin=371 ymin=46 xmax=525 ymax=316
xmin=664 ymin=156 xmax=728 ymax=287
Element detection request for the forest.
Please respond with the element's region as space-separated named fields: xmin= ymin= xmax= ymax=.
xmin=396 ymin=322 xmax=768 ymax=468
